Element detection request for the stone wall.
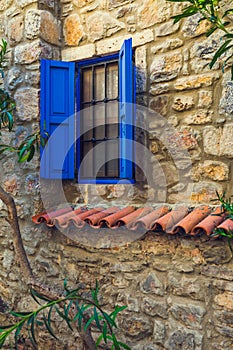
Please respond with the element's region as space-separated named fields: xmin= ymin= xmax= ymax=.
xmin=60 ymin=0 xmax=233 ymax=205
xmin=0 ymin=0 xmax=233 ymax=349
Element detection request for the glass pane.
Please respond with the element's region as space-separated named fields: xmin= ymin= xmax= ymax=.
xmin=107 ymin=62 xmax=118 ymax=99
xmin=81 ymin=141 xmax=93 ymax=178
xmin=82 ymin=68 xmax=92 ymax=102
xmin=94 ymin=103 xmax=105 ymax=140
xmin=80 ymin=104 xmax=93 ymax=140
xmin=106 ymin=101 xmax=118 ymax=139
xmin=94 ymin=141 xmax=106 ymax=178
xmin=106 ymin=139 xmax=119 ymax=177
xmin=94 ymin=65 xmax=105 ymax=101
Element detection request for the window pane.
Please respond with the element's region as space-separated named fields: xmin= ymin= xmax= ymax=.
xmin=80 ymin=104 xmax=93 ymax=140
xmin=95 ymin=141 xmax=106 ymax=178
xmin=106 ymin=101 xmax=118 ymax=139
xmin=82 ymin=68 xmax=92 ymax=102
xmin=106 ymin=139 xmax=119 ymax=177
xmin=94 ymin=103 xmax=105 ymax=140
xmin=81 ymin=141 xmax=93 ymax=178
xmin=107 ymin=63 xmax=118 ymax=99
xmin=94 ymin=65 xmax=105 ymax=101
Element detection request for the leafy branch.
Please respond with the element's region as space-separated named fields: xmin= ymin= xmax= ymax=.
xmin=168 ymin=0 xmax=233 ymax=76
xmin=211 ymin=192 xmax=233 ymax=249
xmin=0 ymin=280 xmax=129 ymax=350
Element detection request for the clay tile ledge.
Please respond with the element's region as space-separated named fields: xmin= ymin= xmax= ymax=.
xmin=31 ymin=205 xmax=233 ymax=238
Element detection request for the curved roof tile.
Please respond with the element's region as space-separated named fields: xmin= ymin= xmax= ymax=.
xmin=32 ymin=205 xmax=232 ymax=237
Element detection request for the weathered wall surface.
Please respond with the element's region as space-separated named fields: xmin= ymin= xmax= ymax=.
xmin=0 ymin=0 xmax=233 ymax=349
xmin=61 ymin=0 xmax=233 ymax=205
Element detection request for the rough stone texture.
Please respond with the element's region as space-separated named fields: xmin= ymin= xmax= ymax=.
xmin=87 ymin=11 xmax=125 ymax=42
xmin=40 ymin=10 xmax=61 ymax=45
xmin=14 ymin=40 xmax=41 ymax=64
xmin=150 ymin=52 xmax=182 ymax=83
xmin=14 ymin=87 xmax=39 ymax=121
xmin=64 ymin=13 xmax=84 ymax=45
xmin=138 ymin=0 xmax=171 ymax=29
xmin=172 ymin=95 xmax=194 ymax=111
xmin=1 ymin=0 xmax=233 ymax=349
xmin=7 ymin=15 xmax=24 ymax=45
xmin=192 ymin=161 xmax=229 ymax=182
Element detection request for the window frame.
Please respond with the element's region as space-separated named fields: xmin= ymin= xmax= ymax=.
xmin=76 ymin=52 xmax=135 ymax=185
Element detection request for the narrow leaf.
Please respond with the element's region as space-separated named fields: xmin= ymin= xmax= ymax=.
xmin=42 ymin=312 xmax=58 ymax=340
xmin=209 ymin=40 xmax=232 ymax=69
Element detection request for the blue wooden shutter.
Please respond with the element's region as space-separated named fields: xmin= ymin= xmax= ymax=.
xmin=40 ymin=60 xmax=75 ymax=179
xmin=119 ymin=38 xmax=134 ymax=179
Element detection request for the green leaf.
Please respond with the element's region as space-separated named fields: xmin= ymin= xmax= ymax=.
xmin=42 ymin=312 xmax=58 ymax=340
xmin=110 ymin=305 xmax=127 ymax=322
xmin=27 ymin=315 xmax=37 ymax=346
xmin=223 ymin=9 xmax=233 ymax=17
xmin=96 ymin=334 xmax=104 ymax=347
xmin=93 ymin=307 xmax=101 ymax=331
xmin=171 ymin=6 xmax=198 ymax=23
xmin=15 ymin=321 xmax=25 ymax=349
xmin=63 ymin=278 xmax=70 ymax=294
xmin=30 ymin=289 xmax=42 ymax=306
xmin=103 ymin=311 xmax=117 ymax=328
xmin=0 ymin=324 xmax=14 ymax=331
xmin=10 ymin=311 xmax=32 ymax=318
xmin=111 ymin=332 xmax=121 ymax=350
xmin=0 ymin=333 xmax=8 ymax=348
xmin=30 ymin=289 xmax=52 ymax=303
xmin=206 ymin=26 xmax=218 ymax=37
xmin=102 ymin=322 xmax=107 ymax=343
xmin=209 ymin=40 xmax=233 ymax=69
xmin=118 ymin=342 xmax=131 ymax=350
xmin=26 ymin=145 xmax=35 ymax=162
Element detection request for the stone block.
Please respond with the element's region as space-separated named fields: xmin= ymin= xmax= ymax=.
xmin=190 ymin=181 xmax=223 ymax=203
xmin=16 ymin=0 xmax=37 ymax=6
xmin=14 ymin=40 xmax=41 ymax=64
xmin=172 ymin=95 xmax=194 ymax=111
xmin=14 ymin=87 xmax=39 ymax=121
xmin=155 ymin=20 xmax=180 ymax=37
xmin=87 ymin=11 xmax=124 ymax=42
xmin=142 ymin=297 xmax=168 ymax=318
xmin=40 ymin=10 xmax=61 ymax=45
xmin=138 ymin=0 xmax=171 ymax=29
xmin=220 ymin=123 xmax=233 ymax=158
xmin=8 ymin=15 xmax=24 ymax=45
xmin=62 ymin=43 xmax=95 ymax=61
xmin=96 ymin=29 xmax=154 ymax=54
xmin=215 ymin=293 xmax=233 ymax=310
xmin=201 ymin=265 xmax=233 ymax=281
xmin=182 ymin=13 xmax=212 ymax=38
xmin=64 ymin=14 xmax=84 ymax=45
xmin=135 ymin=46 xmax=147 ymax=93
xmin=150 ymin=52 xmax=182 ymax=83
xmin=166 ymin=328 xmax=202 ymax=350
xmin=7 ymin=67 xmax=24 ymax=90
xmin=140 ymin=272 xmax=164 ymax=296
xmin=198 ymin=90 xmax=213 ymax=108
xmin=174 ymin=73 xmax=219 ymax=91
xmin=170 ymin=301 xmax=206 ymax=329
xmin=150 ymin=95 xmax=169 ymax=116
xmin=168 ymin=272 xmax=205 ymax=300
xmin=152 ymin=38 xmax=183 ymax=54
xmin=153 ymin=319 xmax=165 ymax=344
xmin=219 ymin=80 xmax=233 ymax=115
xmin=192 ymin=161 xmax=229 ymax=182
xmin=119 ymin=313 xmax=153 ymax=340
xmin=0 ymin=0 xmax=13 ymax=11
xmin=25 ymin=9 xmax=41 ymax=39
xmin=149 ymin=83 xmax=169 ymax=96
xmin=153 ymin=162 xmax=179 ymax=188
xmin=184 ymin=110 xmax=212 ymax=125
xmin=203 ymin=126 xmax=221 ymax=156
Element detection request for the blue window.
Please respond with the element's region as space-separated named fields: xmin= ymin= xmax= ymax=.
xmin=40 ymin=38 xmax=135 ymax=184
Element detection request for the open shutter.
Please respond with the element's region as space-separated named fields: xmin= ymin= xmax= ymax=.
xmin=40 ymin=60 xmax=75 ymax=179
xmin=119 ymin=38 xmax=134 ymax=180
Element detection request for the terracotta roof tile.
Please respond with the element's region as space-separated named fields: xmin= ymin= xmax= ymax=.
xmin=31 ymin=205 xmax=233 ymax=237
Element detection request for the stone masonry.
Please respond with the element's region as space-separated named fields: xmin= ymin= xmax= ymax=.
xmin=0 ymin=0 xmax=233 ymax=349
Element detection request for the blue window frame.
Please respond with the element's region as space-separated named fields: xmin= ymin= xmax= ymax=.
xmin=40 ymin=38 xmax=135 ymax=184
